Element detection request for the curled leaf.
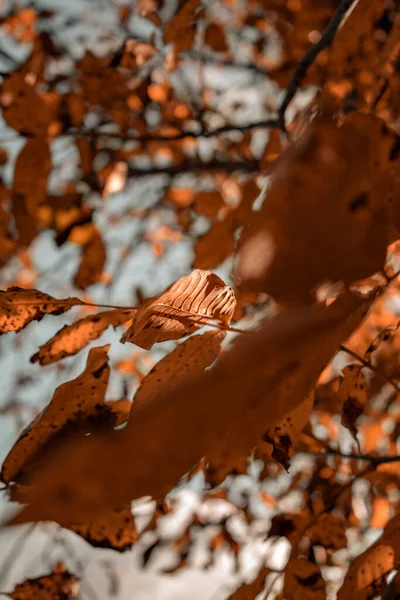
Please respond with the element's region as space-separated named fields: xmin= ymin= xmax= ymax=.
xmin=121 ymin=269 xmax=236 ymax=350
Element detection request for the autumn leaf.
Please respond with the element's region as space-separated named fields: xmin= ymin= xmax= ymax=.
xmin=236 ymin=113 xmax=389 ymax=304
xmin=7 ymin=292 xmax=373 ymax=524
xmin=227 ymin=566 xmax=270 ymax=599
xmin=9 ymin=563 xmax=79 ymax=600
xmin=74 ymin=228 xmax=106 ymax=289
xmin=62 ymin=504 xmax=138 ymax=552
xmin=1 ymin=345 xmax=111 ymax=485
xmin=338 ymin=363 xmax=368 ymax=444
xmin=121 ymin=269 xmax=236 ymax=350
xmin=13 ymin=136 xmax=51 ymax=215
xmin=338 ymin=512 xmax=400 ymax=600
xmin=133 ymin=331 xmax=225 ymax=408
xmin=0 ymin=286 xmax=83 ymax=334
xmin=283 ymin=559 xmax=326 ymax=600
xmin=31 ymin=308 xmax=135 ymax=365
xmin=263 ymin=391 xmax=315 ymax=470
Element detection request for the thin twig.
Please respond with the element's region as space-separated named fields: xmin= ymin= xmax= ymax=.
xmin=278 ymin=0 xmax=356 ymax=130
xmin=83 ymin=118 xmax=280 ymax=143
xmin=127 ymin=159 xmax=260 ymax=177
xmin=339 ymin=344 xmax=400 ymax=394
xmin=301 ymin=449 xmax=400 ymax=465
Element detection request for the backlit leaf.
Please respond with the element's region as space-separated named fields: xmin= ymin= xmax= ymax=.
xmin=121 ymin=269 xmax=236 ymax=350
xmin=0 ymin=287 xmax=83 ymax=334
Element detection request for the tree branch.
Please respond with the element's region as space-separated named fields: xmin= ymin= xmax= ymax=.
xmin=278 ymin=0 xmax=356 ymax=130
xmin=127 ymin=159 xmax=260 ymax=177
xmin=301 ymin=449 xmax=400 ymax=465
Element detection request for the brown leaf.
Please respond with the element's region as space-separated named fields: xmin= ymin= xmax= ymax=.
xmin=2 ymin=72 xmax=56 ymax=136
xmin=31 ymin=308 xmax=135 ymax=365
xmin=283 ymin=559 xmax=326 ymax=600
xmin=0 ymin=286 xmax=83 ymax=334
xmin=308 ymin=514 xmax=347 ymax=551
xmin=163 ymin=0 xmax=205 ymax=55
xmin=74 ymin=229 xmax=106 ymax=290
xmin=227 ymin=566 xmax=270 ymax=599
xmin=133 ymin=331 xmax=225 ymax=408
xmin=338 ymin=512 xmax=400 ymax=600
xmin=263 ymin=391 xmax=314 ymax=470
xmin=204 ymin=23 xmax=228 ymax=53
xmin=12 ymin=194 xmax=39 ymax=247
xmin=7 ymin=292 xmax=373 ymax=524
xmin=63 ymin=504 xmax=138 ymax=552
xmin=1 ymin=345 xmax=110 ymax=485
xmin=9 ymin=563 xmax=79 ymax=600
xmin=338 ymin=364 xmax=368 ymax=443
xmin=236 ymin=113 xmax=389 ymax=304
xmin=13 ymin=137 xmax=51 ymax=214
xmin=121 ymin=269 xmax=236 ymax=350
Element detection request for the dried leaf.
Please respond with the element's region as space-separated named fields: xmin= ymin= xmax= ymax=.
xmin=283 ymin=559 xmax=326 ymax=600
xmin=338 ymin=364 xmax=368 ymax=443
xmin=13 ymin=137 xmax=51 ymax=214
xmin=204 ymin=23 xmax=228 ymax=53
xmin=227 ymin=566 xmax=270 ymax=599
xmin=308 ymin=514 xmax=347 ymax=551
xmin=64 ymin=504 xmax=137 ymax=552
xmin=121 ymin=269 xmax=236 ymax=350
xmin=9 ymin=563 xmax=79 ymax=600
xmin=31 ymin=309 xmax=135 ymax=365
xmin=74 ymin=229 xmax=106 ymax=290
xmin=1 ymin=345 xmax=110 ymax=484
xmin=7 ymin=292 xmax=373 ymax=524
xmin=338 ymin=512 xmax=400 ymax=600
xmin=163 ymin=0 xmax=205 ymax=55
xmin=0 ymin=287 xmax=83 ymax=334
xmin=133 ymin=331 xmax=225 ymax=408
xmin=236 ymin=113 xmax=390 ymax=304
xmin=263 ymin=391 xmax=314 ymax=470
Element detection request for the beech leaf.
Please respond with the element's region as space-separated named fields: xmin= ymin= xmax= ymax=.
xmin=6 ymin=292 xmax=373 ymax=525
xmin=133 ymin=330 xmax=226 ymax=408
xmin=1 ymin=345 xmax=111 ymax=485
xmin=31 ymin=308 xmax=135 ymax=365
xmin=9 ymin=563 xmax=79 ymax=600
xmin=121 ymin=269 xmax=236 ymax=350
xmin=0 ymin=286 xmax=83 ymax=334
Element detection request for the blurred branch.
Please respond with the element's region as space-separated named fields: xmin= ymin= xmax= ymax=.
xmin=127 ymin=159 xmax=260 ymax=177
xmin=301 ymin=449 xmax=400 ymax=465
xmin=278 ymin=0 xmax=356 ymax=129
xmin=83 ymin=118 xmax=280 ymax=143
xmin=339 ymin=344 xmax=400 ymax=394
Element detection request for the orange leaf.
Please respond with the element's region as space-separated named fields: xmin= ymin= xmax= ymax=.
xmin=121 ymin=269 xmax=236 ymax=349
xmin=31 ymin=308 xmax=135 ymax=365
xmin=133 ymin=331 xmax=226 ymax=407
xmin=0 ymin=286 xmax=83 ymax=334
xmin=1 ymin=345 xmax=110 ymax=485
xmin=9 ymin=564 xmax=79 ymax=600
xmin=74 ymin=229 xmax=106 ymax=290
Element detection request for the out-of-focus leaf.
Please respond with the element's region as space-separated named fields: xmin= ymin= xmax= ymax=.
xmin=74 ymin=228 xmax=106 ymax=290
xmin=133 ymin=331 xmax=225 ymax=408
xmin=226 ymin=566 xmax=270 ymax=599
xmin=9 ymin=563 xmax=79 ymax=600
xmin=1 ymin=345 xmax=110 ymax=484
xmin=338 ymin=512 xmax=400 ymax=599
xmin=7 ymin=292 xmax=373 ymax=524
xmin=13 ymin=137 xmax=51 ymax=214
